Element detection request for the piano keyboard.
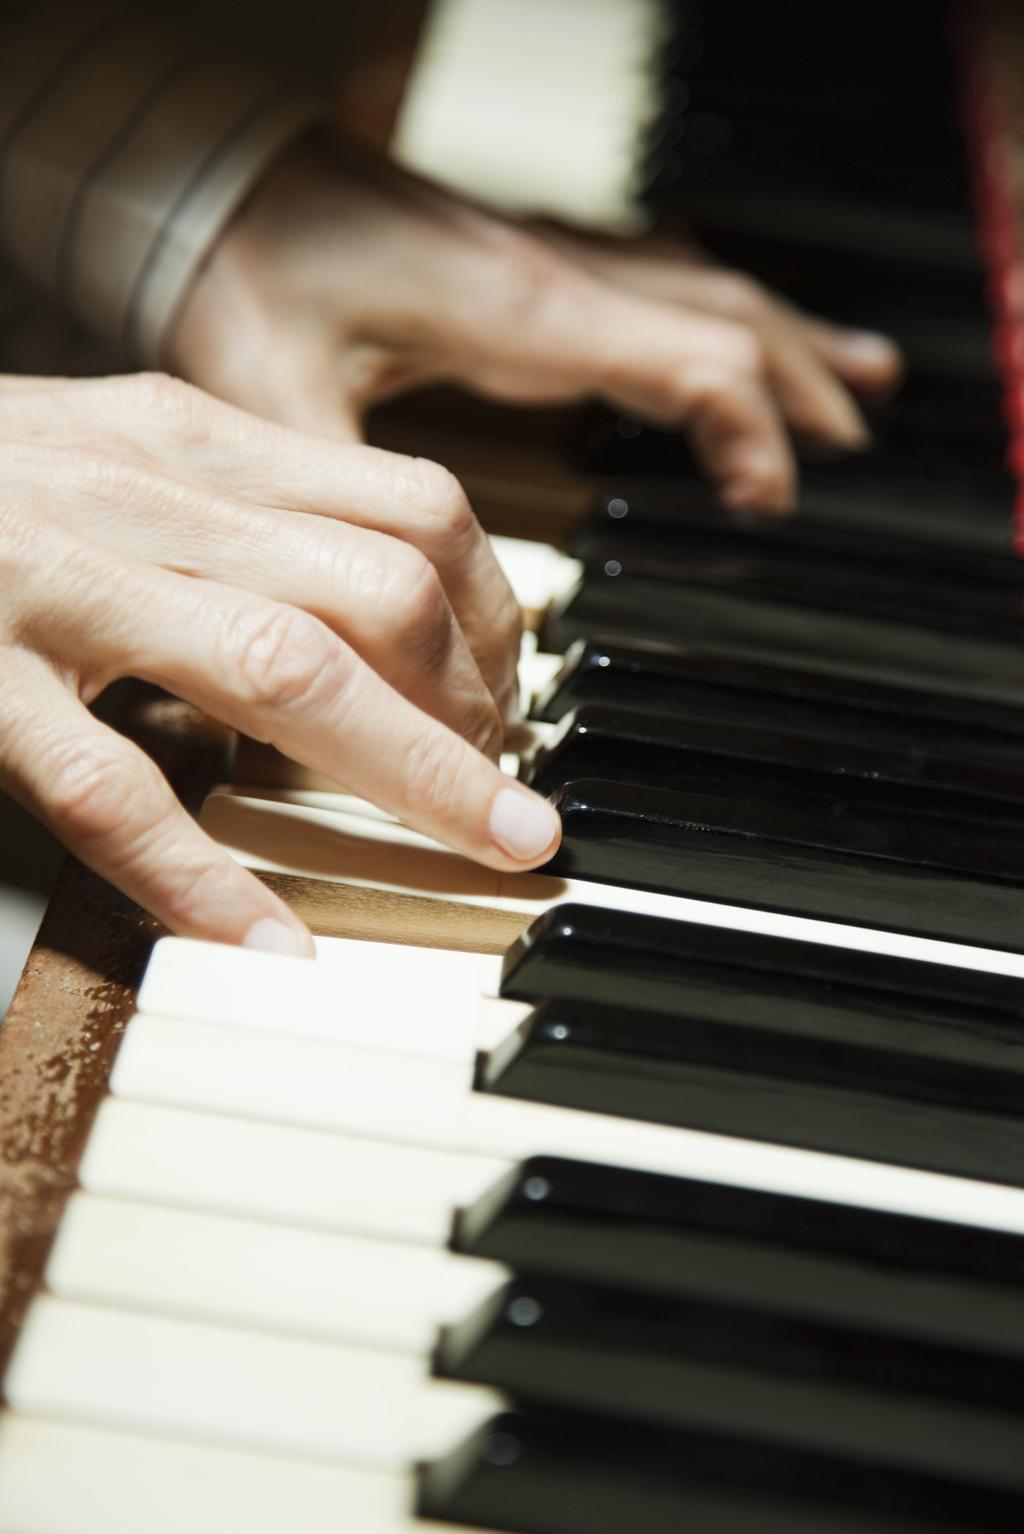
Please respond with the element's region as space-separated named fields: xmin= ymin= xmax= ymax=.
xmin=6 ymin=3 xmax=1024 ymax=1530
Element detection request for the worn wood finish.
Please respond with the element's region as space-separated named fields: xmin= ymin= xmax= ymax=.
xmin=0 ymin=688 xmax=233 ymax=1378
xmin=259 ymin=869 xmax=532 ymax=954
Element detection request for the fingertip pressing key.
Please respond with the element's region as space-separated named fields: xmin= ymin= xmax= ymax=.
xmin=721 ymin=471 xmax=796 ymax=519
xmin=243 ymin=915 xmax=317 ymax=958
xmin=489 ymin=784 xmax=562 ymax=864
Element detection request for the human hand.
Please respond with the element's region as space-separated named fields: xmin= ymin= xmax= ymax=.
xmin=171 ymin=135 xmax=900 ymax=517
xmin=532 ymin=226 xmax=904 ymax=431
xmin=0 ymin=373 xmax=558 ymax=954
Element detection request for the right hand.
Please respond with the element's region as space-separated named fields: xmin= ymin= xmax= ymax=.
xmin=0 ymin=372 xmax=561 ymax=955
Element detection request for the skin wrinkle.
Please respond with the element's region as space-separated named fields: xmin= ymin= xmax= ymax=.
xmin=3 ymin=388 xmax=514 ymax=744
xmin=0 ymin=373 xmax=562 ymax=955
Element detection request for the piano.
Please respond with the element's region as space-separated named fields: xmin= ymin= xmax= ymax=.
xmin=3 ymin=1 xmax=1024 ymax=1529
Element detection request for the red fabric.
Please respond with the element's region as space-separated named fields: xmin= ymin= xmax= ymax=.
xmin=954 ymin=0 xmax=1024 ymax=548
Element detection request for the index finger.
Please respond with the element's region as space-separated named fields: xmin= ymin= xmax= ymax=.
xmin=61 ymin=558 xmax=561 ymax=872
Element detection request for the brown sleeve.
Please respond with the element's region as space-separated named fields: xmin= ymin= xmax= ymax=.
xmin=0 ymin=3 xmax=326 ymax=364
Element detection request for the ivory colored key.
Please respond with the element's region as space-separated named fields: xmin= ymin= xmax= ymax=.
xmin=113 ymin=1015 xmax=480 ymax=1133
xmin=47 ymin=1194 xmax=507 ymax=1354
xmin=137 ymin=935 xmax=521 ymax=1062
xmin=5 ymin=1297 xmax=502 ymax=1469
xmin=106 ymin=1016 xmax=1024 ymax=1240
xmin=489 ymin=536 xmax=584 ymax=614
xmin=80 ymin=1097 xmax=506 ymax=1245
xmin=200 ymin=786 xmax=1024 ymax=980
xmin=0 ymin=1416 xmax=476 ymax=1534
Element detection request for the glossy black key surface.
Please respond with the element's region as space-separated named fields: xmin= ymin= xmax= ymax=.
xmin=420 ymin=1410 xmax=1024 ymax=1534
xmin=437 ymin=1276 xmax=1024 ymax=1482
xmin=534 ymin=640 xmax=1024 ymax=769
xmin=499 ymin=903 xmax=1024 ymax=1032
xmin=525 ymin=704 xmax=1024 ymax=822
xmin=545 ymin=779 xmax=1024 ymax=953
xmin=553 ymin=543 xmax=1024 ymax=636
xmin=573 ymin=487 xmax=1021 ymax=580
xmin=546 ymin=571 xmax=1024 ymax=702
xmin=457 ymin=1157 xmax=1024 ymax=1355
xmin=482 ymin=997 xmax=1024 ymax=1185
xmin=574 ymin=431 xmax=1016 ymax=552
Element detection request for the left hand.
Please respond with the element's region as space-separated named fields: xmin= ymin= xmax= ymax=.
xmin=169 ymin=135 xmax=898 ymax=517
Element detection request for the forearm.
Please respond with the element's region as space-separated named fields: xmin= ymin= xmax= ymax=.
xmin=0 ymin=2 xmax=326 ymax=362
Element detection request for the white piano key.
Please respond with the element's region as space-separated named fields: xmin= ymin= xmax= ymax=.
xmin=201 ymin=787 xmax=1024 ymax=980
xmin=47 ymin=1194 xmax=507 ymax=1354
xmin=140 ymin=932 xmax=524 ymax=1055
xmin=0 ymin=1416 xmax=475 ymax=1534
xmin=516 ymin=632 xmax=564 ymax=701
xmin=113 ymin=1016 xmax=474 ymax=1148
xmin=395 ymin=0 xmax=661 ymax=226
xmin=488 ymin=535 xmax=583 ymax=610
xmin=107 ymin=1018 xmax=1024 ymax=1240
xmin=137 ymin=936 xmax=516 ymax=1063
xmin=314 ymin=933 xmax=501 ymax=991
xmin=80 ymin=1098 xmax=506 ymax=1245
xmin=5 ymin=1297 xmax=502 ymax=1469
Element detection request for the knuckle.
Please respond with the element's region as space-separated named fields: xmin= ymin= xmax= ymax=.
xmin=724 ymin=327 xmax=768 ymax=380
xmin=130 ymin=372 xmax=215 ymax=439
xmin=686 ymin=341 xmax=766 ymax=413
xmin=712 ymin=273 xmax=766 ymax=322
xmin=685 ymin=365 xmax=739 ymax=416
xmin=495 ymin=587 xmax=523 ymax=654
xmin=47 ymin=740 xmax=156 ymax=844
xmin=498 ymin=237 xmax=570 ymax=325
xmin=407 ymin=458 xmax=475 ymax=544
xmin=59 ymin=445 xmax=149 ymax=506
xmin=229 ymin=602 xmax=343 ymax=713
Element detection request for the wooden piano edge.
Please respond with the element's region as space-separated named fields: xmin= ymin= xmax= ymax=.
xmin=0 ymin=687 xmax=234 ymax=1376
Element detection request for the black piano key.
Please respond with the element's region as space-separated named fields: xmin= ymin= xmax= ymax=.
xmin=545 ymin=575 xmax=1024 ymax=702
xmin=533 ymin=640 xmax=1024 ymax=770
xmin=436 ymin=1276 xmax=1024 ymax=1483
xmin=525 ymin=704 xmax=1024 ymax=823
xmin=798 ymin=461 xmax=1016 ymax=541
xmin=499 ymin=903 xmax=1024 ymax=1033
xmin=574 ymin=435 xmax=1016 ymax=551
xmin=859 ymin=420 xmax=1006 ymax=476
xmin=651 ymin=186 xmax=985 ymax=288
xmin=456 ymin=1157 xmax=1024 ymax=1356
xmin=482 ymin=998 xmax=1024 ymax=1185
xmin=707 ymin=252 xmax=994 ymax=349
xmin=498 ymin=904 xmax=1024 ymax=1178
xmin=572 ymin=487 xmax=1020 ymax=582
xmin=419 ymin=1410 xmax=1024 ymax=1534
xmin=544 ymin=779 xmax=1024 ymax=953
xmin=556 ymin=545 xmax=1022 ymax=636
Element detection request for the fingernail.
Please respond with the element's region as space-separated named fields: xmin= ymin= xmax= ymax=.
xmin=843 ymin=331 xmax=900 ymax=368
xmin=836 ymin=413 xmax=871 ymax=450
xmin=490 ymin=786 xmax=561 ymax=862
xmin=722 ymin=478 xmax=794 ymax=517
xmin=243 ymin=916 xmax=315 ymax=957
